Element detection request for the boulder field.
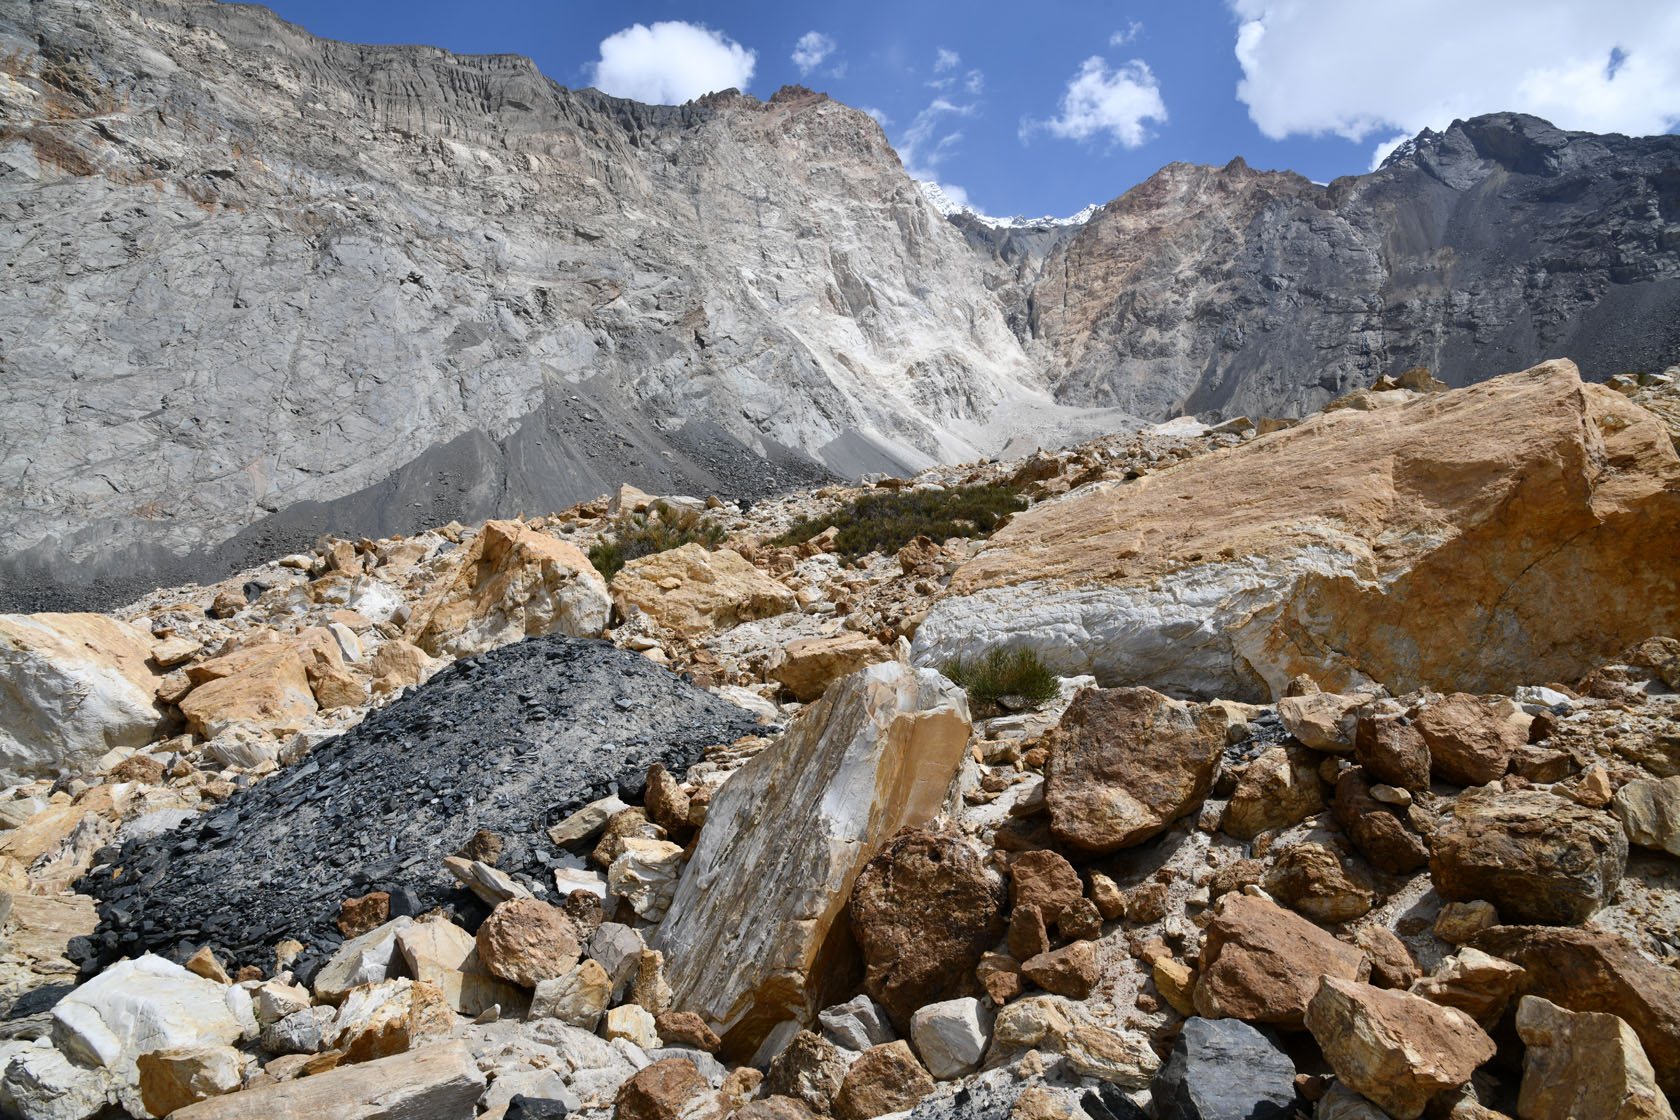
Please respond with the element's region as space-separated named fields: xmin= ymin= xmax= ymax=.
xmin=0 ymin=363 xmax=1675 ymax=1119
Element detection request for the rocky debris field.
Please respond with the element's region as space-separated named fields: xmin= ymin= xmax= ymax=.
xmin=75 ymin=636 xmax=764 ymax=979
xmin=0 ymin=361 xmax=1676 ymax=1120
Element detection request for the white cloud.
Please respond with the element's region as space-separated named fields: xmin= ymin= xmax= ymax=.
xmin=1110 ymin=21 xmax=1143 ymax=46
xmin=892 ymin=95 xmax=978 ymax=208
xmin=1229 ymin=1 xmax=1680 ymax=148
xmin=935 ymin=48 xmax=961 ymax=73
xmin=792 ymin=31 xmax=835 ymax=76
xmin=965 ymin=69 xmax=984 ymax=95
xmin=1025 ymin=57 xmax=1168 ymax=146
xmin=861 ymin=106 xmax=891 ymax=127
xmin=590 ymin=21 xmax=756 ymax=105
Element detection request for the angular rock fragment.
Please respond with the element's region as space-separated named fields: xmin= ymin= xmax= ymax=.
xmin=475 ymin=899 xmax=581 ymax=989
xmin=1022 ymin=942 xmax=1100 ymax=1000
xmin=989 ymin=996 xmax=1159 ymax=1087
xmin=1414 ymin=693 xmax=1524 ymax=786
xmin=766 ymin=1030 xmax=848 ymax=1113
xmin=1354 ymin=715 xmax=1430 ymax=791
xmin=615 ymin=1057 xmax=731 ymax=1120
xmin=833 ymin=1041 xmax=934 ymax=1120
xmin=1150 ymin=1017 xmax=1296 ymax=1120
xmin=1612 ymin=776 xmax=1680 ymax=856
xmin=772 ymin=633 xmax=896 ymax=702
xmin=910 ymin=997 xmax=993 ymax=1080
xmin=612 ymin=544 xmax=796 ymax=634
xmin=1514 ymin=995 xmax=1676 ymax=1120
xmin=1429 ymin=787 xmax=1627 ymax=924
xmin=1044 ymin=687 xmax=1225 ymax=853
xmin=1262 ymin=842 xmax=1375 ymax=923
xmin=1332 ymin=767 xmax=1429 ymax=874
xmin=1411 ymin=948 xmax=1525 ymax=1026
xmin=1223 ymin=745 xmax=1325 ymax=841
xmin=657 ymin=663 xmax=970 ymax=1056
xmin=1194 ymin=894 xmax=1367 ymax=1028
xmin=169 ymin=1040 xmax=485 ymax=1119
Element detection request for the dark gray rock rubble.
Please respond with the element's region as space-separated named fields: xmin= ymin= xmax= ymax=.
xmin=72 ymin=636 xmax=762 ymax=980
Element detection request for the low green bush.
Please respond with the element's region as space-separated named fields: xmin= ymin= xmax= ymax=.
xmin=587 ymin=501 xmax=724 ymax=579
xmin=770 ymin=482 xmax=1025 ymax=562
xmin=940 ymin=646 xmax=1060 ymax=711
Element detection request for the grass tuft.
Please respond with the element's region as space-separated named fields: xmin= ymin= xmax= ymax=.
xmin=940 ymin=646 xmax=1060 ymax=711
xmin=769 ymin=483 xmax=1025 ymax=562
xmin=588 ymin=501 xmax=724 ymax=580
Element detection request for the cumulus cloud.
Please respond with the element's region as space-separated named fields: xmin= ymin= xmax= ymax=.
xmin=1024 ymin=57 xmax=1168 ymax=146
xmin=791 ymin=31 xmax=835 ymax=76
xmin=1228 ymin=0 xmax=1680 ymax=167
xmin=861 ymin=106 xmax=891 ymax=127
xmin=590 ymin=21 xmax=756 ymax=105
xmin=935 ymin=47 xmax=961 ymax=73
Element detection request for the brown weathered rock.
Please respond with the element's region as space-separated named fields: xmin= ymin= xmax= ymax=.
xmin=331 ymin=977 xmax=454 ymax=1063
xmin=1223 ymin=745 xmax=1325 ymax=841
xmin=1333 ymin=767 xmax=1430 ymax=874
xmin=1355 ymin=715 xmax=1431 ymax=791
xmin=1429 ymin=787 xmax=1627 ymax=924
xmin=656 ymin=664 xmax=970 ymax=1057
xmin=1122 ymin=881 xmax=1171 ymax=923
xmin=1355 ymin=927 xmax=1419 ymax=990
xmin=368 ymin=639 xmax=435 ymax=694
xmin=179 ymin=640 xmax=317 ymax=739
xmin=404 ymin=519 xmax=610 ymax=657
xmin=612 ymin=543 xmax=796 ymax=634
xmin=643 ymin=764 xmax=691 ymax=837
xmin=988 ymin=996 xmax=1160 ymax=1086
xmin=1277 ymin=691 xmax=1362 ymax=753
xmin=1021 ymin=942 xmax=1100 ymax=1000
xmin=1415 ymin=694 xmax=1525 ymax=786
xmin=736 ymin=1098 xmax=821 ymax=1120
xmin=337 ymin=892 xmax=390 ymax=939
xmin=591 ymin=806 xmax=665 ymax=868
xmin=1007 ymin=902 xmax=1051 ymax=962
xmin=1194 ymin=894 xmax=1368 ymax=1028
xmin=918 ymin=362 xmax=1680 ymax=700
xmin=833 ymin=1041 xmax=935 ymax=1120
xmin=137 ymin=1044 xmax=243 ymax=1115
xmin=772 ymin=633 xmax=896 ymax=702
xmin=395 ymin=914 xmax=528 ymax=1018
xmin=1411 ymin=948 xmax=1525 ymax=1026
xmin=766 ymin=1030 xmax=849 ymax=1114
xmin=185 ymin=946 xmax=231 ymax=985
xmin=1469 ymin=925 xmax=1680 ymax=1096
xmin=1009 ymin=848 xmax=1084 ymax=929
xmin=654 ymin=1011 xmax=721 ymax=1054
xmin=1262 ymin=841 xmax=1376 ymax=923
xmin=614 ymin=1057 xmax=731 ymax=1120
xmin=849 ymin=828 xmax=1006 ymax=1033
xmin=474 ymin=898 xmax=581 ymax=988
xmin=1058 ymin=897 xmax=1103 ymax=941
xmin=1305 ymin=977 xmax=1495 ymax=1120
xmin=1044 ymin=686 xmax=1225 ymax=853
xmin=977 ymin=953 xmax=1023 ymax=1006
xmin=1515 ymin=995 xmax=1676 ymax=1120
xmin=1086 ymin=871 xmax=1126 ymax=920
xmin=454 ymin=828 xmax=503 ymax=866
xmin=1433 ymin=900 xmax=1499 ymax=944
xmin=168 ymin=1040 xmax=485 ymax=1120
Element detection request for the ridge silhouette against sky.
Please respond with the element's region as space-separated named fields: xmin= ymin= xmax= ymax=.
xmin=247 ymin=0 xmax=1680 ymax=219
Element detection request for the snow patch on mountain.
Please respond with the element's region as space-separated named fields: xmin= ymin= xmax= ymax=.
xmin=917 ymin=180 xmax=1099 ymax=229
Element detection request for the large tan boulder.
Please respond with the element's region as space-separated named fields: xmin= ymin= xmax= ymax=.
xmin=1222 ymin=744 xmax=1325 ymax=841
xmin=168 ymin=1041 xmax=485 ymax=1119
xmin=1429 ymin=787 xmax=1627 ymax=925
xmin=1043 ymin=686 xmax=1225 ymax=853
xmin=655 ymin=662 xmax=970 ymax=1057
xmin=179 ymin=644 xmax=317 ymax=740
xmin=1515 ymin=995 xmax=1676 ymax=1120
xmin=611 ymin=543 xmax=796 ymax=633
xmin=1414 ymin=693 xmax=1526 ymax=786
xmin=1612 ymin=775 xmax=1680 ymax=856
xmin=0 ymin=612 xmax=163 ymax=785
xmin=404 ymin=519 xmax=609 ymax=657
xmin=1194 ymin=894 xmax=1368 ymax=1028
xmin=1305 ymin=977 xmax=1495 ymax=1120
xmin=912 ymin=361 xmax=1680 ymax=700
xmin=772 ymin=633 xmax=896 ymax=701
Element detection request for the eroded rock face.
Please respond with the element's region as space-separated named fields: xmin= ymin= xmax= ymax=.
xmin=848 ymin=829 xmax=1006 ymax=1033
xmin=914 ymin=362 xmax=1680 ymax=700
xmin=1429 ymin=788 xmax=1628 ymax=924
xmin=0 ymin=612 xmax=162 ymax=785
xmin=1044 ymin=687 xmax=1225 ymax=853
xmin=656 ymin=663 xmax=971 ymax=1057
xmin=1305 ymin=978 xmax=1495 ymax=1120
xmin=404 ymin=520 xmax=609 ymax=657
xmin=1194 ymin=894 xmax=1368 ymax=1029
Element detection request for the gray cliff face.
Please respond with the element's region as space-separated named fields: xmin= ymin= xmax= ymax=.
xmin=1 ymin=0 xmax=1098 ymax=609
xmin=1017 ymin=115 xmax=1680 ymax=420
xmin=2 ymin=2 xmax=1677 ymax=613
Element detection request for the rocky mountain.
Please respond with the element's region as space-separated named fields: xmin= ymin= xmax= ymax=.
xmin=3 ymin=0 xmax=1678 ymax=619
xmin=1008 ymin=114 xmax=1680 ymax=420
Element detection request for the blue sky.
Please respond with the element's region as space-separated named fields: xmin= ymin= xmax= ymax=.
xmin=251 ymin=1 xmax=1680 ymax=220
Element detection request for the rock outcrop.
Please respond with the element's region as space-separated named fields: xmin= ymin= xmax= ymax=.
xmin=914 ymin=361 xmax=1680 ymax=699
xmin=656 ymin=663 xmax=970 ymax=1056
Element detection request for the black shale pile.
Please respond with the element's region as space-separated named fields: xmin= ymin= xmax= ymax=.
xmin=75 ymin=635 xmax=763 ymax=978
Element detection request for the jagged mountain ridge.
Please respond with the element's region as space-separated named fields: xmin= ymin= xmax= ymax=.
xmin=1 ymin=0 xmax=1677 ymax=613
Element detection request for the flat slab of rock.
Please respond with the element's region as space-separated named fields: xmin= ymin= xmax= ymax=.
xmin=1612 ymin=775 xmax=1680 ymax=856
xmin=171 ymin=1040 xmax=485 ymax=1119
xmin=1428 ymin=787 xmax=1627 ymax=925
xmin=657 ymin=662 xmax=970 ymax=1057
xmin=78 ymin=636 xmax=761 ymax=975
xmin=1044 ymin=686 xmax=1225 ymax=853
xmin=772 ymin=633 xmax=896 ymax=702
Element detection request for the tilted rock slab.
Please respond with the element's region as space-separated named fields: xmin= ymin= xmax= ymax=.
xmin=170 ymin=1040 xmax=485 ymax=1120
xmin=1515 ymin=995 xmax=1676 ymax=1120
xmin=914 ymin=361 xmax=1680 ymax=700
xmin=656 ymin=662 xmax=971 ymax=1057
xmin=0 ymin=612 xmax=162 ymax=786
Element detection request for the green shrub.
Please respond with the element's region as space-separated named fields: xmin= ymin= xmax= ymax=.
xmin=770 ymin=483 xmax=1025 ymax=562
xmin=587 ymin=501 xmax=724 ymax=580
xmin=940 ymin=646 xmax=1061 ymax=711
